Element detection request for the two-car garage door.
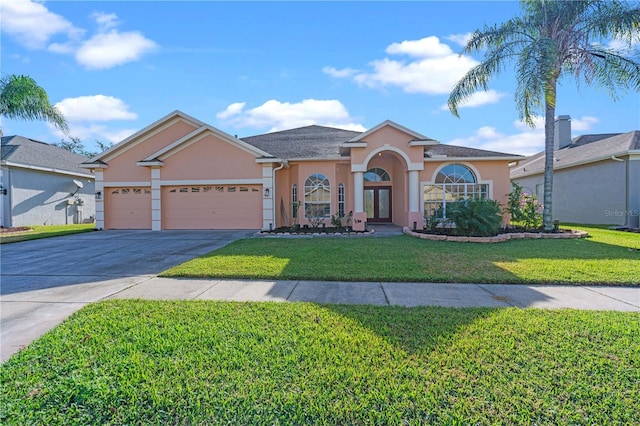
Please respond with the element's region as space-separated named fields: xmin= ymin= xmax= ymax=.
xmin=105 ymin=185 xmax=262 ymax=229
xmin=162 ymin=184 xmax=262 ymax=229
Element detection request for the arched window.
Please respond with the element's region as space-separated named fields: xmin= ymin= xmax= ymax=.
xmin=304 ymin=174 xmax=331 ymax=218
xmin=364 ymin=167 xmax=391 ymax=182
xmin=424 ymin=164 xmax=489 ymax=218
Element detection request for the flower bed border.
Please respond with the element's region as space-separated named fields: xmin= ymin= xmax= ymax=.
xmin=403 ymin=227 xmax=588 ymax=243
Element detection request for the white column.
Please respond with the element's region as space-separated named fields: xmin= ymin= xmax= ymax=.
xmin=95 ymin=169 xmax=104 ymax=229
xmin=262 ymin=165 xmax=273 ymax=230
xmin=408 ymin=170 xmax=419 ymax=212
xmin=353 ymin=171 xmax=364 ymax=212
xmin=151 ymin=167 xmax=161 ymax=231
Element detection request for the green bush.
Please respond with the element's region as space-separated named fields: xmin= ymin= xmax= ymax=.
xmin=446 ymin=199 xmax=503 ymax=237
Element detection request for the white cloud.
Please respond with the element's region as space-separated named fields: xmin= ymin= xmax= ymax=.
xmin=217 ymin=99 xmax=366 ymax=132
xmin=322 ymin=66 xmax=359 ymax=78
xmin=216 ymin=102 xmax=246 ymax=120
xmin=386 ymin=36 xmax=453 ymax=58
xmin=55 ymin=95 xmax=138 ymax=121
xmin=445 ymin=33 xmax=473 ymax=47
xmin=326 ymin=36 xmax=479 ymax=95
xmin=449 ymin=115 xmax=599 ymax=156
xmin=0 ymin=0 xmax=84 ymax=49
xmin=440 ymin=90 xmax=505 ymax=110
xmin=75 ymin=30 xmax=157 ymax=69
xmin=49 ymin=123 xmax=138 ymax=144
xmin=571 ymin=116 xmax=599 ymax=130
xmin=1 ymin=1 xmax=156 ymax=69
xmin=92 ymin=12 xmax=118 ymax=31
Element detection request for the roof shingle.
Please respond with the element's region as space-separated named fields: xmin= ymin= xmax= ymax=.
xmin=1 ymin=135 xmax=93 ymax=176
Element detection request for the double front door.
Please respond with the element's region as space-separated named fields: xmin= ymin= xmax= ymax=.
xmin=364 ymin=186 xmax=391 ymax=223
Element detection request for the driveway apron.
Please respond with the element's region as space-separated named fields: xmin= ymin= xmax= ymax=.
xmin=0 ymin=230 xmax=254 ymax=362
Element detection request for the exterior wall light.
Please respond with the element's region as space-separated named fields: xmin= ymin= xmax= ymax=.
xmin=0 ymin=184 xmax=7 ymax=196
xmin=264 ymin=188 xmax=270 ymax=197
xmin=95 ymin=191 xmax=102 ymax=200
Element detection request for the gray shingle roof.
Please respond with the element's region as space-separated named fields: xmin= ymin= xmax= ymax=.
xmin=1 ymin=135 xmax=93 ymax=176
xmin=241 ymin=125 xmax=361 ymax=159
xmin=242 ymin=124 xmax=522 ymax=160
xmin=426 ymin=144 xmax=521 ymax=158
xmin=510 ymin=131 xmax=640 ymax=178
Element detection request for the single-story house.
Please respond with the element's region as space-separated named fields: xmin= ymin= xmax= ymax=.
xmin=510 ymin=115 xmax=640 ymax=228
xmin=1 ymin=135 xmax=95 ymax=228
xmin=81 ymin=110 xmax=523 ymax=231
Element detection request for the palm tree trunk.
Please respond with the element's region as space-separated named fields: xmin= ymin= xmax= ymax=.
xmin=542 ymin=84 xmax=557 ymax=231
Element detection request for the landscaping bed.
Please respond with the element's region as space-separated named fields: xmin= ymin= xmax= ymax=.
xmin=405 ymin=226 xmax=588 ymax=243
xmin=260 ymin=226 xmax=371 ymax=236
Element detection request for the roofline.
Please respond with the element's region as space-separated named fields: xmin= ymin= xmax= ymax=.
xmin=279 ymin=156 xmax=350 ymax=162
xmin=348 ymin=119 xmax=432 ymax=142
xmin=424 ymin=155 xmax=525 ymax=162
xmin=510 ymin=149 xmax=639 ymax=178
xmin=1 ymin=160 xmax=95 ymax=178
xmin=88 ymin=110 xmax=207 ymax=163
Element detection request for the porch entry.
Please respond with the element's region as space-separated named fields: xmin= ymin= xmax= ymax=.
xmin=364 ymin=186 xmax=391 ymax=223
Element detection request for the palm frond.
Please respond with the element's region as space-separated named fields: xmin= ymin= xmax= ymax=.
xmin=0 ymin=74 xmax=69 ymax=132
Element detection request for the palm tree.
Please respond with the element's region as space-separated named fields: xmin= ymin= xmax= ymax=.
xmin=0 ymin=74 xmax=69 ymax=133
xmin=448 ymin=0 xmax=640 ymax=230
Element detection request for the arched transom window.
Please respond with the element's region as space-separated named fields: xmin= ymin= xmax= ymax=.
xmin=364 ymin=167 xmax=391 ymax=182
xmin=424 ymin=164 xmax=489 ymax=218
xmin=304 ymin=173 xmax=331 ymax=218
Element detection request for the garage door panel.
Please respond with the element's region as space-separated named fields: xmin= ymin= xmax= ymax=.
xmin=162 ymin=185 xmax=261 ymax=229
xmin=105 ymin=188 xmax=151 ymax=229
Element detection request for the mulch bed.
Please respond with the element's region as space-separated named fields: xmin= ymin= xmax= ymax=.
xmin=263 ymin=226 xmax=365 ymax=235
xmin=0 ymin=226 xmax=32 ymax=234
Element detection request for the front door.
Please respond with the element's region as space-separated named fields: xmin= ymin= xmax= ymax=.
xmin=364 ymin=186 xmax=391 ymax=223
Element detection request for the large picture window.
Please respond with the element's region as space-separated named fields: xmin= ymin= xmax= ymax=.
xmin=304 ymin=173 xmax=331 ymax=218
xmin=424 ymin=164 xmax=488 ymax=219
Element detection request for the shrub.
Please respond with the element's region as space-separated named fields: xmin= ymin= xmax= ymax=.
xmin=446 ymin=199 xmax=503 ymax=237
xmin=506 ymin=183 xmax=542 ymax=229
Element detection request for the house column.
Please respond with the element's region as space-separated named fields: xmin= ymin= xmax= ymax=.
xmin=262 ymin=164 xmax=273 ymax=230
xmin=352 ymin=171 xmax=366 ymax=231
xmin=151 ymin=167 xmax=161 ymax=231
xmin=95 ymin=169 xmax=104 ymax=230
xmin=408 ymin=170 xmax=423 ymax=229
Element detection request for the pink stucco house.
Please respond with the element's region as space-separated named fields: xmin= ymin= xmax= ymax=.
xmin=81 ymin=111 xmax=523 ymax=231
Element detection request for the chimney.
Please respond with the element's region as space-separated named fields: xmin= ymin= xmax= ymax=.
xmin=554 ymin=115 xmax=571 ymax=150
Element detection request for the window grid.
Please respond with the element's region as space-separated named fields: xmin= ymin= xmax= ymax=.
xmin=292 ymin=184 xmax=298 ymax=219
xmin=304 ymin=173 xmax=331 ymax=218
xmin=424 ymin=164 xmax=488 ymax=219
xmin=338 ymin=183 xmax=345 ymax=216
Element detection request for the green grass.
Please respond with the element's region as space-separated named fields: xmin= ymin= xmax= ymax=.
xmin=0 ymin=224 xmax=96 ymax=244
xmin=1 ymin=300 xmax=637 ymax=424
xmin=162 ymin=224 xmax=640 ymax=285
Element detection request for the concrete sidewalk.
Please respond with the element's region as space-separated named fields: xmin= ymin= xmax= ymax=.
xmin=110 ymin=278 xmax=640 ymax=310
xmin=2 ymin=278 xmax=639 ymax=362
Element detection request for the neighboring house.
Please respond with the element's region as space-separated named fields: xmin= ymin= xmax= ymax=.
xmin=1 ymin=135 xmax=95 ymax=228
xmin=510 ymin=115 xmax=640 ymax=227
xmin=81 ymin=110 xmax=523 ymax=231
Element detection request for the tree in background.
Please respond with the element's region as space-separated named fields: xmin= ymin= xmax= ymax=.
xmin=448 ymin=0 xmax=640 ymax=230
xmin=56 ymin=136 xmax=112 ymax=158
xmin=0 ymin=74 xmax=68 ymax=133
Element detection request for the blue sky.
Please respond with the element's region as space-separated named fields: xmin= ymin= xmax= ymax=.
xmin=1 ymin=0 xmax=638 ymax=156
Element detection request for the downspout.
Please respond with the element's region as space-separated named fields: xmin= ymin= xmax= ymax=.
xmin=610 ymin=155 xmax=628 ymax=227
xmin=272 ymin=160 xmax=287 ymax=228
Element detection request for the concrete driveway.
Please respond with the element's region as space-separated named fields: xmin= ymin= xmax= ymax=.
xmin=0 ymin=229 xmax=255 ymax=362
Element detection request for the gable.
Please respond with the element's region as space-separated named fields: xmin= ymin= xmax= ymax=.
xmin=102 ymin=119 xmax=200 ymax=182
xmin=159 ymin=132 xmax=263 ymax=180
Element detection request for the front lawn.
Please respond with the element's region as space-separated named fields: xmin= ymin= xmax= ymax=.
xmin=1 ymin=300 xmax=637 ymax=424
xmin=161 ymin=225 xmax=640 ymax=285
xmin=0 ymin=224 xmax=95 ymax=244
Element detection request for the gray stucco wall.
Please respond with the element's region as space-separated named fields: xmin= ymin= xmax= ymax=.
xmin=512 ymin=159 xmax=627 ymax=225
xmin=628 ymin=158 xmax=640 ymax=228
xmin=4 ymin=167 xmax=95 ymax=227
